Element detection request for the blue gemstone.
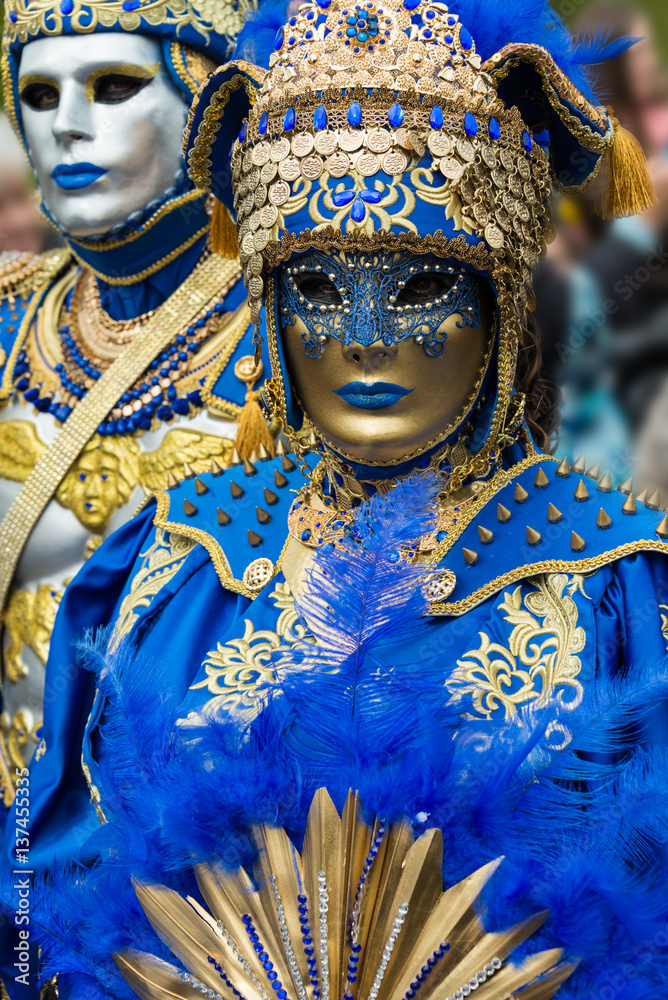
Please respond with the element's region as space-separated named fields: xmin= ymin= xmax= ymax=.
xmin=357 ymin=30 xmax=368 ymax=40
xmin=348 ymin=101 xmax=362 ymax=126
xmin=283 ymin=107 xmax=296 ymax=131
xmin=60 ymin=0 xmax=74 ymax=11
xmin=429 ymin=105 xmax=443 ymax=129
xmin=403 ymin=0 xmax=421 ymax=8
xmin=346 ymin=14 xmax=356 ymax=21
xmin=317 ymin=0 xmax=331 ymax=7
xmin=522 ymin=129 xmax=533 ymax=151
xmin=388 ymin=551 xmax=400 ymax=563
xmin=259 ymin=111 xmax=268 ymax=134
xmin=332 ymin=190 xmax=355 ymax=207
xmin=423 ymin=28 xmax=432 ymax=37
xmin=24 ymin=387 xmax=39 ymax=402
xmin=360 ymin=188 xmax=382 ymax=203
xmin=388 ymin=102 xmax=404 ymax=127
xmin=122 ymin=0 xmax=139 ymax=9
xmin=444 ymin=33 xmax=453 ymax=44
xmin=274 ymin=27 xmax=284 ymax=49
xmin=238 ymin=121 xmax=247 ymax=143
xmin=301 ymin=529 xmax=312 ymax=540
xmin=350 ymin=196 xmax=366 ymax=222
xmin=447 ymin=14 xmax=456 ymax=23
xmin=464 ymin=112 xmax=478 ymax=135
xmin=488 ymin=117 xmax=500 ymax=140
xmin=172 ymin=398 xmax=190 ymax=415
xmin=346 ymin=25 xmax=357 ymax=35
xmin=288 ymin=36 xmax=295 ymax=45
xmin=459 ymin=26 xmax=472 ymax=49
xmin=8 ymin=11 xmax=17 ymax=21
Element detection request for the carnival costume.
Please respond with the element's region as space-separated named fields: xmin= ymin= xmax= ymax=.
xmin=2 ymin=0 xmax=668 ymax=996
xmin=0 ymin=0 xmax=284 ymax=791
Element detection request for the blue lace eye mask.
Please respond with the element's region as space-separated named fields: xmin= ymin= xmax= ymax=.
xmin=278 ymin=251 xmax=482 ymax=359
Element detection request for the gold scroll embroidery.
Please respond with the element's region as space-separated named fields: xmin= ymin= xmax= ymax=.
xmin=110 ymin=528 xmax=196 ymax=651
xmin=661 ymin=605 xmax=668 ymax=651
xmin=191 ymin=581 xmax=316 ymax=720
xmin=446 ymin=572 xmax=587 ymax=722
xmin=4 ymin=583 xmax=62 ymax=683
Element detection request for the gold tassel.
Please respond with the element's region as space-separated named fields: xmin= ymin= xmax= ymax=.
xmin=210 ymin=199 xmax=239 ymax=259
xmin=234 ymin=386 xmax=276 ymax=460
xmin=601 ymin=117 xmax=657 ymax=219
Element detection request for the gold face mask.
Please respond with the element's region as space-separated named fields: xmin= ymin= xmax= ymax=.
xmin=277 ymin=251 xmax=494 ymax=465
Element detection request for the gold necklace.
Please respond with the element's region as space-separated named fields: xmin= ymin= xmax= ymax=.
xmin=69 ymin=268 xmax=156 ymax=364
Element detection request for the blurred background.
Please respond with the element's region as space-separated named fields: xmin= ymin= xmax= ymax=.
xmin=0 ymin=0 xmax=667 ymax=497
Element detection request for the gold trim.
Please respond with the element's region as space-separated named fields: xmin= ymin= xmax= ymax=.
xmin=69 ymin=221 xmax=210 ymax=285
xmin=71 ymin=188 xmax=205 ymax=253
xmin=431 ymin=539 xmax=668 ymax=616
xmin=0 ymin=265 xmax=60 ymax=402
xmin=152 ymin=489 xmax=291 ymax=599
xmin=200 ymin=300 xmax=252 ymax=419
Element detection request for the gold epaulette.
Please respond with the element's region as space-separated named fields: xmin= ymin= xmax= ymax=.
xmin=0 ymin=247 xmax=72 ymax=301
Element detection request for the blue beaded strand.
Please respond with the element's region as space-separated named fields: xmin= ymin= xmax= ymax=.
xmin=242 ymin=915 xmax=291 ymax=1000
xmin=297 ymin=894 xmax=321 ymax=996
xmin=401 ymin=942 xmax=450 ymax=1000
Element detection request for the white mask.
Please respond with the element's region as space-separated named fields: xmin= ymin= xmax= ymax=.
xmin=18 ymin=32 xmax=189 ymax=238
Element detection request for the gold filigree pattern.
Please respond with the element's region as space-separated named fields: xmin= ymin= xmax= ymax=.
xmin=446 ymin=573 xmax=587 ymax=722
xmin=4 ymin=583 xmax=62 ymax=683
xmin=661 ymin=604 xmax=668 ymax=651
xmin=110 ymin=528 xmax=196 ymax=651
xmin=190 ymin=581 xmax=316 ymax=719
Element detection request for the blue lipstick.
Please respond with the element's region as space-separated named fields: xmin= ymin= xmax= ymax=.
xmin=334 ymin=381 xmax=414 ymax=410
xmin=51 ymin=162 xmax=108 ymax=191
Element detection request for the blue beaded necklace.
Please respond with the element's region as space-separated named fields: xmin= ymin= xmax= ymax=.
xmin=13 ymin=277 xmax=229 ymax=437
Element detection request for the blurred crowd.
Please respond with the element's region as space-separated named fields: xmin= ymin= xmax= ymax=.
xmin=534 ymin=0 xmax=668 ymax=499
xmin=0 ymin=1 xmax=666 ymax=497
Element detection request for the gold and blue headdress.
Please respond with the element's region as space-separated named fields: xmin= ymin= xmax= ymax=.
xmin=184 ymin=0 xmax=655 ymax=465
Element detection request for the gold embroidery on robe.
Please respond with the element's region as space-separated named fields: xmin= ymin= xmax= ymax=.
xmin=446 ymin=572 xmax=587 ymax=722
xmin=110 ymin=528 xmax=196 ymax=651
xmin=191 ymin=582 xmax=316 ymax=720
xmin=4 ymin=583 xmax=62 ymax=683
xmin=661 ymin=604 xmax=668 ymax=651
xmin=0 ymin=420 xmax=233 ymax=533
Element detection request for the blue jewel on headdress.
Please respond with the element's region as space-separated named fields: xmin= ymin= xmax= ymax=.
xmin=388 ymin=103 xmax=404 ymax=127
xmin=332 ymin=190 xmax=355 ymax=207
xmin=459 ymin=26 xmax=472 ymax=49
xmin=429 ymin=105 xmax=443 ymax=129
xmin=447 ymin=14 xmax=456 ymax=23
xmin=238 ymin=121 xmax=248 ymax=144
xmin=403 ymin=0 xmax=420 ymax=8
xmin=522 ymin=129 xmax=533 ymax=151
xmin=274 ymin=28 xmax=284 ymax=50
xmin=488 ymin=117 xmax=500 ymax=140
xmin=348 ymin=102 xmax=362 ymax=126
xmin=60 ymin=0 xmax=74 ymax=11
xmin=283 ymin=107 xmax=296 ymax=131
xmin=317 ymin=0 xmax=331 ymax=7
xmin=350 ymin=198 xmax=366 ymax=223
xmin=122 ymin=0 xmax=140 ymax=9
xmin=8 ymin=10 xmax=17 ymax=20
xmin=464 ymin=112 xmax=478 ymax=136
xmin=313 ymin=105 xmax=328 ymax=130
xmin=258 ymin=112 xmax=268 ymax=135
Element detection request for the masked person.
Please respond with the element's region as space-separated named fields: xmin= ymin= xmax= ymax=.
xmin=4 ymin=0 xmax=668 ymax=996
xmin=0 ymin=0 xmax=280 ymax=795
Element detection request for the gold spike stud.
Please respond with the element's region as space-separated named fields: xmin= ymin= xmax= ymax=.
xmin=556 ymin=457 xmax=570 ymax=478
xmin=617 ymin=476 xmax=633 ymax=495
xmin=248 ymin=530 xmax=262 ymax=547
xmin=570 ymin=531 xmax=585 ymax=552
xmin=646 ymin=489 xmax=661 ymax=510
xmin=243 ymin=457 xmax=257 ymax=477
xmin=230 ymin=481 xmax=245 ymax=499
xmin=275 ymin=439 xmax=286 ymax=456
xmin=596 ymin=508 xmax=611 ymax=529
xmin=230 ymin=448 xmax=242 ymax=466
xmin=249 ymin=449 xmax=259 ymax=464
xmin=274 ymin=469 xmax=288 ymax=489
xmin=211 ymin=458 xmax=224 ymax=477
xmin=282 ymin=454 xmax=296 ymax=473
xmin=635 ymin=488 xmax=648 ymax=504
xmin=217 ymin=507 xmax=231 ymax=526
xmin=514 ymin=484 xmax=529 ymax=504
xmin=183 ymin=499 xmax=197 ymax=517
xmin=526 ymin=526 xmax=541 ymax=546
xmin=194 ymin=477 xmax=208 ymax=496
xmin=574 ymin=479 xmax=589 ymax=502
xmin=256 ymin=507 xmax=272 ymax=525
xmin=571 ymin=455 xmax=585 ymax=474
xmin=167 ymin=470 xmax=180 ymax=489
xmin=534 ymin=468 xmax=549 ymax=489
xmin=547 ymin=502 xmax=562 ymax=523
xmin=585 ymin=462 xmax=600 ymax=480
xmin=463 ymin=547 xmax=479 ymax=566
xmin=182 ymin=461 xmax=194 ymax=479
xmin=478 ymin=525 xmax=494 ymax=544
xmin=264 ymin=487 xmax=279 ymax=506
xmin=597 ymin=472 xmax=612 ymax=493
xmin=497 ymin=503 xmax=511 ymax=522
xmin=258 ymin=443 xmax=271 ymax=461
xmin=656 ymin=515 xmax=668 ymax=540
xmin=622 ymin=493 xmax=637 ymax=515
xmin=308 ymin=429 xmax=318 ymax=448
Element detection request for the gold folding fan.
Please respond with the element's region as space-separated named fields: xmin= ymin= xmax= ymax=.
xmin=114 ymin=788 xmax=574 ymax=1000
